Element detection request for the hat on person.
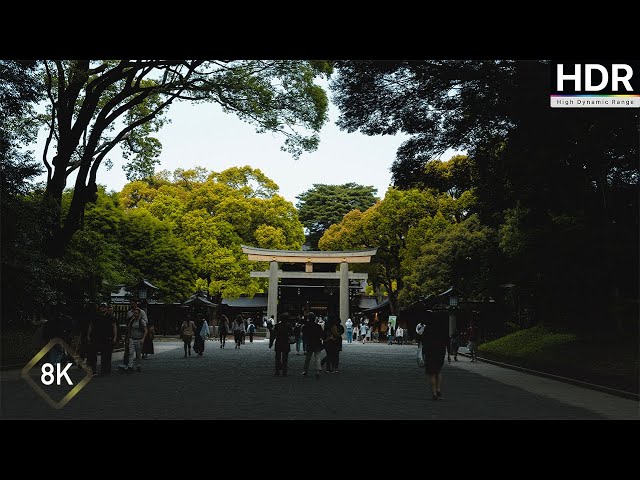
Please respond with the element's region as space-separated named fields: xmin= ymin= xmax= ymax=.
xmin=100 ymin=302 xmax=108 ymax=307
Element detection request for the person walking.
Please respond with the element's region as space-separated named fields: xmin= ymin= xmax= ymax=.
xmin=387 ymin=324 xmax=395 ymax=345
xmin=345 ymin=317 xmax=353 ymax=344
xmin=124 ymin=299 xmax=148 ymax=366
xmin=126 ymin=309 xmax=148 ymax=372
xmin=415 ymin=321 xmax=425 ymax=349
xmin=360 ymin=323 xmax=368 ymax=344
xmin=321 ymin=319 xmax=339 ymax=373
xmin=247 ymin=321 xmax=256 ymax=343
xmin=448 ymin=329 xmax=460 ymax=363
xmin=270 ymin=315 xmax=293 ymax=376
xmin=242 ymin=318 xmax=248 ymax=344
xmin=180 ymin=316 xmax=197 ymax=357
xmin=193 ymin=314 xmax=209 ymax=356
xmin=293 ymin=321 xmax=303 ymax=355
xmin=218 ymin=315 xmax=229 ymax=349
xmin=302 ymin=312 xmax=324 ymax=379
xmin=232 ymin=315 xmax=244 ymax=349
xmin=395 ymin=326 xmax=404 ymax=345
xmin=422 ymin=311 xmax=449 ymax=400
xmin=334 ymin=319 xmax=344 ymax=372
xmin=87 ymin=303 xmax=117 ymax=376
xmin=141 ymin=311 xmax=155 ymax=359
xmin=467 ymin=320 xmax=480 ymax=362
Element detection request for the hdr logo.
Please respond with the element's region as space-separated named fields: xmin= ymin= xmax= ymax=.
xmin=550 ymin=61 xmax=640 ymax=108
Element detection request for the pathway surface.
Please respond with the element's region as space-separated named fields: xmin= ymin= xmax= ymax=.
xmin=1 ymin=340 xmax=637 ymax=419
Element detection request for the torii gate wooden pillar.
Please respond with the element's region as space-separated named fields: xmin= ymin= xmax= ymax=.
xmin=241 ymin=246 xmax=378 ymax=325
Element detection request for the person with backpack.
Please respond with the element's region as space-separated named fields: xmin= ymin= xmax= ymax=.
xmin=122 ymin=299 xmax=147 ymax=366
xmin=126 ymin=308 xmax=147 ymax=372
xmin=247 ymin=321 xmax=256 ymax=343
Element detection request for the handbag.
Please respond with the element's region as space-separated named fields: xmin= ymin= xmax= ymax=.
xmin=288 ymin=335 xmax=296 ymax=344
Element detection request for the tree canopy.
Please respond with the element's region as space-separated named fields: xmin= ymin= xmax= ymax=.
xmin=319 ymin=188 xmax=438 ymax=313
xmin=36 ymin=60 xmax=332 ymax=257
xmin=331 ymin=60 xmax=639 ymax=329
xmin=296 ymin=183 xmax=378 ymax=249
xmin=120 ymin=166 xmax=304 ymax=301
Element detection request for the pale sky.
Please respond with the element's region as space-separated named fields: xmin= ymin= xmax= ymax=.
xmin=32 ymin=81 xmax=463 ymax=205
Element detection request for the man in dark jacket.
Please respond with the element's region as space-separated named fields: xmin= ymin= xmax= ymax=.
xmin=270 ymin=315 xmax=293 ymax=376
xmin=87 ymin=303 xmax=117 ymax=376
xmin=301 ymin=312 xmax=324 ymax=379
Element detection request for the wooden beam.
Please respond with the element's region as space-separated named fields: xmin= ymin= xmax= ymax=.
xmin=250 ymin=271 xmax=368 ymax=280
xmin=246 ymin=254 xmax=373 ymax=263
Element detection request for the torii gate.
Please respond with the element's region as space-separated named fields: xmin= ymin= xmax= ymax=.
xmin=241 ymin=245 xmax=378 ymax=323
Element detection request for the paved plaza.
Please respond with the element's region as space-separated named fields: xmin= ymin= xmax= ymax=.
xmin=1 ymin=340 xmax=638 ymax=420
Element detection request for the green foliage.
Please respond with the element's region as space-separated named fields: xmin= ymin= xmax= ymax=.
xmin=478 ymin=326 xmax=639 ymax=392
xmin=499 ymin=204 xmax=531 ymax=258
xmin=36 ymin=60 xmax=332 ymax=256
xmin=401 ymin=215 xmax=498 ymax=305
xmin=479 ymin=325 xmax=576 ymax=359
xmin=319 ymin=188 xmax=439 ymax=313
xmin=119 ymin=209 xmax=196 ymax=302
xmin=120 ymin=166 xmax=304 ymax=301
xmin=296 ymin=183 xmax=378 ymax=249
xmin=1 ymin=61 xmax=47 ymax=323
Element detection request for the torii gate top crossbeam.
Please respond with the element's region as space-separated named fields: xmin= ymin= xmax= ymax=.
xmin=241 ymin=245 xmax=378 ymax=264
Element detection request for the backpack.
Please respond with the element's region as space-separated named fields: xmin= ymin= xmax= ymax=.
xmin=248 ymin=324 xmax=256 ymax=334
xmin=337 ymin=324 xmax=345 ymax=335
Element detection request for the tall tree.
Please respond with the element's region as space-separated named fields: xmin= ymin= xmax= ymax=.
xmin=120 ymin=166 xmax=305 ymax=302
xmin=319 ymin=188 xmax=438 ymax=313
xmin=401 ymin=214 xmax=498 ymax=305
xmin=1 ymin=61 xmax=45 ymax=323
xmin=296 ymin=183 xmax=378 ymax=249
xmin=331 ymin=60 xmax=639 ymax=327
xmin=37 ymin=60 xmax=332 ymax=257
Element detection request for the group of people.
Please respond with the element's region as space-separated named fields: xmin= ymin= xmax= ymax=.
xmin=268 ymin=312 xmax=344 ymax=378
xmin=179 ymin=313 xmax=210 ymax=357
xmin=344 ymin=318 xmax=378 ymax=343
xmin=32 ymin=299 xmax=155 ymax=377
xmin=180 ymin=313 xmax=259 ymax=354
xmin=214 ymin=314 xmax=257 ymax=349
